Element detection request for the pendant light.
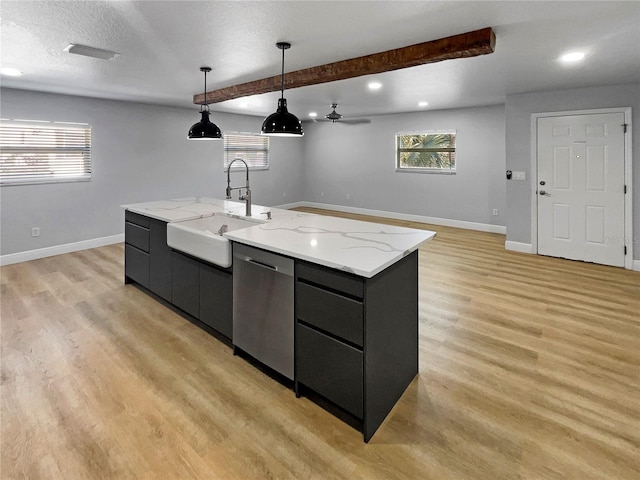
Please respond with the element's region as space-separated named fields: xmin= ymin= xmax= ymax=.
xmin=261 ymin=42 xmax=303 ymax=137
xmin=188 ymin=66 xmax=222 ymax=140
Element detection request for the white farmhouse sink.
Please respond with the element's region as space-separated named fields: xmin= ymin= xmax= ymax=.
xmin=167 ymin=214 xmax=263 ymax=267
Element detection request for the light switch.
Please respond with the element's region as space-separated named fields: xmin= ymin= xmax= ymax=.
xmin=513 ymin=171 xmax=526 ymax=180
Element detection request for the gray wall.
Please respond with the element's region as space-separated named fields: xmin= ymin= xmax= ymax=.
xmin=302 ymin=104 xmax=506 ymax=226
xmin=0 ymin=88 xmax=304 ymax=256
xmin=505 ymin=84 xmax=639 ymax=259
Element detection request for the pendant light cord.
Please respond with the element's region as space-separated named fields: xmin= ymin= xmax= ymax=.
xmin=281 ymin=46 xmax=285 ymax=100
xmin=203 ymin=69 xmax=208 ymax=113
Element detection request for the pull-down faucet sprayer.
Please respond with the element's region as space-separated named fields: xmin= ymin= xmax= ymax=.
xmin=226 ymin=158 xmax=251 ymax=216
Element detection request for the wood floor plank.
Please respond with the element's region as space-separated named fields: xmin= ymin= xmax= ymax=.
xmin=1 ymin=209 xmax=639 ymax=479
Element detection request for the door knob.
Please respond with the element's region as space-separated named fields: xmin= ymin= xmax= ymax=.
xmin=539 ymin=181 xmax=546 ymax=186
xmin=539 ymin=190 xmax=551 ymax=196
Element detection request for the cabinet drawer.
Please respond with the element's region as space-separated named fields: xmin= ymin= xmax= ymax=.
xmin=297 ymin=282 xmax=363 ymax=347
xmin=297 ymin=323 xmax=363 ymax=418
xmin=125 ymin=222 xmax=150 ymax=252
xmin=125 ymin=210 xmax=150 ymax=228
xmin=297 ymin=262 xmax=363 ymax=299
xmin=125 ymin=244 xmax=150 ymax=288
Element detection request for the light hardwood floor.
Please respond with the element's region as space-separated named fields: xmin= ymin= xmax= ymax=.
xmin=1 ymin=207 xmax=638 ymax=479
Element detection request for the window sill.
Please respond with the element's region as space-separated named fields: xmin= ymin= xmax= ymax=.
xmin=0 ymin=176 xmax=92 ymax=187
xmin=395 ymin=168 xmax=456 ymax=175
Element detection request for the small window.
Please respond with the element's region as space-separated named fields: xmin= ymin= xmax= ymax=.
xmin=224 ymin=132 xmax=269 ymax=170
xmin=0 ymin=119 xmax=92 ymax=186
xmin=395 ymin=131 xmax=456 ymax=173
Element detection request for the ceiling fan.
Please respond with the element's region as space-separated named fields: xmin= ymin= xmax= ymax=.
xmin=315 ymin=104 xmax=371 ymax=125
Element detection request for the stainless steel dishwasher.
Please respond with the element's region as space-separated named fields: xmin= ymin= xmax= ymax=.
xmin=232 ymin=243 xmax=294 ymax=380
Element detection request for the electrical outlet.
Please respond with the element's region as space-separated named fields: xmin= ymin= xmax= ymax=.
xmin=346 ymin=193 xmax=351 ymax=200
xmin=492 ymin=209 xmax=499 ymax=216
xmin=31 ymin=227 xmax=40 ymax=237
xmin=320 ymin=191 xmax=325 ymax=198
xmin=282 ymin=192 xmax=287 ymax=198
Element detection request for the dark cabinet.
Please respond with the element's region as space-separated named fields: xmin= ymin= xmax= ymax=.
xmin=149 ymin=219 xmax=172 ymax=302
xmin=171 ymin=251 xmax=201 ymax=318
xmin=124 ymin=212 xmax=171 ymax=301
xmin=297 ymin=323 xmax=363 ymax=418
xmin=200 ymin=262 xmax=233 ymax=339
xmin=171 ymin=250 xmax=233 ymax=340
xmin=124 ymin=210 xmax=232 ymax=340
xmin=295 ymin=251 xmax=419 ymax=442
xmin=124 ymin=211 xmax=150 ymax=288
xmin=125 ymin=244 xmax=150 ymax=288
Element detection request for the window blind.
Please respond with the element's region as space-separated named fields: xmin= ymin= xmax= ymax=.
xmin=0 ymin=120 xmax=92 ymax=185
xmin=224 ymin=133 xmax=269 ymax=169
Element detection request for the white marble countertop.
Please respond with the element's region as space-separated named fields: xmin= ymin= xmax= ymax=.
xmin=224 ymin=213 xmax=435 ymax=277
xmin=121 ymin=196 xmax=294 ymax=223
xmin=123 ymin=197 xmax=435 ymax=278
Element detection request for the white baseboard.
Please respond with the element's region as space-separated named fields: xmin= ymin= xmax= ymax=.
xmin=0 ymin=234 xmax=124 ymax=266
xmin=505 ymin=241 xmax=534 ymax=254
xmin=278 ymin=201 xmax=507 ymax=234
xmin=634 ymin=260 xmax=640 ymax=272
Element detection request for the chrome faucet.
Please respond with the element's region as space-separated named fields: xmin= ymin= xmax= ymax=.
xmin=226 ymin=158 xmax=251 ymax=216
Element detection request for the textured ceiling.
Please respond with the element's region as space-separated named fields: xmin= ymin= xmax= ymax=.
xmin=1 ymin=1 xmax=639 ymax=120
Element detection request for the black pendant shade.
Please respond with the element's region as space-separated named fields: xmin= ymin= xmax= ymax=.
xmin=188 ymin=111 xmax=222 ymax=140
xmin=188 ymin=66 xmax=222 ymax=140
xmin=261 ymin=42 xmax=303 ymax=137
xmin=261 ymin=98 xmax=303 ymax=136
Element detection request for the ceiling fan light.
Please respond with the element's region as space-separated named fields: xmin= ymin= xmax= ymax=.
xmin=188 ymin=111 xmax=222 ymax=139
xmin=262 ymin=98 xmax=303 ymax=136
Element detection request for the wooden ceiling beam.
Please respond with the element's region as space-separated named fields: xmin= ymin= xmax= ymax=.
xmin=194 ymin=27 xmax=496 ymax=105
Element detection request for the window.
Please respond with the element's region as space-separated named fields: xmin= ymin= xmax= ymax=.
xmin=224 ymin=132 xmax=269 ymax=170
xmin=396 ymin=130 xmax=456 ymax=173
xmin=0 ymin=119 xmax=92 ymax=186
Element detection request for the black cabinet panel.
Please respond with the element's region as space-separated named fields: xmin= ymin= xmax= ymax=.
xmin=297 ymin=262 xmax=363 ymax=299
xmin=149 ymin=219 xmax=172 ymax=302
xmin=125 ymin=222 xmax=150 ymax=252
xmin=297 ymin=323 xmax=363 ymax=419
xmin=125 ymin=244 xmax=150 ymax=288
xmin=125 ymin=211 xmax=150 ymax=228
xmin=171 ymin=251 xmax=200 ymax=318
xmin=200 ymin=263 xmax=232 ymax=339
xmin=297 ymin=282 xmax=363 ymax=347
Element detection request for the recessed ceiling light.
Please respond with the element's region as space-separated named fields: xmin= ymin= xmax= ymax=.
xmin=308 ymin=112 xmax=318 ymax=118
xmin=368 ymin=81 xmax=383 ymax=91
xmin=418 ymin=101 xmax=429 ymax=107
xmin=1 ymin=68 xmax=23 ymax=77
xmin=64 ymin=44 xmax=119 ymax=60
xmin=560 ymin=51 xmax=585 ymax=63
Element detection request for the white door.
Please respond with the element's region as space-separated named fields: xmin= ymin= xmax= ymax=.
xmin=537 ymin=113 xmax=625 ymax=267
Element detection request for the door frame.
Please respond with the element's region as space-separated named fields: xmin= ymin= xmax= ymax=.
xmin=530 ymin=107 xmax=633 ymax=270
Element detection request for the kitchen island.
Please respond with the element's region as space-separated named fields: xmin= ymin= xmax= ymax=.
xmin=122 ymin=197 xmax=435 ymax=441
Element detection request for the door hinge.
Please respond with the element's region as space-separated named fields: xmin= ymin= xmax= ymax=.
xmin=624 ymin=185 xmax=627 ymax=194
xmin=624 ymin=246 xmax=627 ymax=255
xmin=622 ymin=123 xmax=628 ymax=133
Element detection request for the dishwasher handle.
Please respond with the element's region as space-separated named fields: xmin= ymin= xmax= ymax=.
xmin=245 ymin=257 xmax=279 ymax=272
xmin=233 ymin=243 xmax=295 ymax=276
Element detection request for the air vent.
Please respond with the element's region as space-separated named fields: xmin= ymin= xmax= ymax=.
xmin=64 ymin=44 xmax=119 ymax=60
